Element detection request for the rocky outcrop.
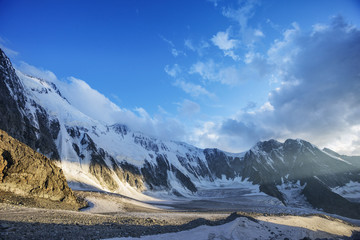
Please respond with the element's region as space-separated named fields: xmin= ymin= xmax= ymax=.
xmin=113 ymin=160 xmax=145 ymax=191
xmin=0 ymin=129 xmax=86 ymax=210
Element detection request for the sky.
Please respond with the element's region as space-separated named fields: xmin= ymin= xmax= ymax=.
xmin=0 ymin=0 xmax=360 ymax=154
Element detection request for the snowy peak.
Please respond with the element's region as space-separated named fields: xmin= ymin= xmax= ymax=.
xmin=252 ymin=139 xmax=282 ymax=153
xmin=110 ymin=123 xmax=129 ymax=137
xmin=1 ymin=49 xmax=360 ymax=219
xmin=323 ymin=147 xmax=340 ymax=157
xmin=17 ymin=71 xmax=69 ymax=102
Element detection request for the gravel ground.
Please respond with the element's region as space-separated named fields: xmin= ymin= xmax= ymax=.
xmin=0 ymin=190 xmax=358 ymax=240
xmin=0 ymin=204 xmax=249 ymax=240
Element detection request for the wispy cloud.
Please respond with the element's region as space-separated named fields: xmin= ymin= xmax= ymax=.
xmin=177 ymin=99 xmax=201 ymax=116
xmin=221 ymin=0 xmax=263 ymax=47
xmin=207 ymin=0 xmax=221 ymax=7
xmin=190 ymin=60 xmax=243 ymax=85
xmin=0 ymin=37 xmax=19 ymax=58
xmin=184 ymin=39 xmax=210 ymax=56
xmin=184 ymin=39 xmax=195 ymax=51
xmin=173 ymin=79 xmax=215 ymax=98
xmin=160 ymin=35 xmax=185 ymax=57
xmin=164 ymin=64 xmax=181 ymax=77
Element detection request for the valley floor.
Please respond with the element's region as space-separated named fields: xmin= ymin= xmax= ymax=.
xmin=0 ymin=190 xmax=359 ymax=240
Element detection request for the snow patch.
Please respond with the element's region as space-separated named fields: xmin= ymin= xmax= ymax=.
xmin=332 ymin=181 xmax=360 ymax=203
xmin=103 ymin=215 xmax=358 ymax=240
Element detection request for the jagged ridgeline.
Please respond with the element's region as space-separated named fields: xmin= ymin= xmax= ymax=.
xmin=0 ymin=48 xmax=360 ymax=218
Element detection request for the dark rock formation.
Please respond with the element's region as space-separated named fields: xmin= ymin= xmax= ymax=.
xmin=0 ymin=48 xmax=59 ymax=159
xmin=302 ymin=176 xmax=360 ymax=219
xmin=204 ymin=148 xmax=236 ymax=179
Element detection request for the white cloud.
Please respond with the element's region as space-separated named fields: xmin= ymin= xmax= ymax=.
xmin=160 ymin=35 xmax=175 ymax=47
xmin=188 ymin=121 xmax=221 ymax=149
xmin=254 ymin=29 xmax=264 ymax=37
xmin=0 ymin=37 xmax=19 ymax=58
xmin=0 ymin=45 xmax=18 ymax=58
xmin=221 ymin=0 xmax=262 ymax=46
xmin=184 ymin=39 xmax=210 ymax=56
xmin=205 ymin=16 xmax=360 ymax=155
xmin=211 ymin=30 xmax=237 ymax=50
xmin=59 ymin=77 xmax=122 ymax=123
xmin=171 ymin=48 xmax=181 ymax=57
xmin=222 ymin=0 xmax=257 ymax=30
xmin=160 ymin=35 xmax=185 ymax=57
xmin=266 ymin=18 xmax=281 ymax=31
xmin=207 ymin=0 xmax=220 ymax=7
xmin=62 ymin=78 xmax=186 ymax=140
xmin=190 ymin=60 xmax=242 ymax=85
xmin=184 ymin=39 xmax=195 ymax=51
xmin=211 ymin=29 xmax=239 ymax=60
xmin=164 ymin=64 xmax=181 ymax=77
xmin=224 ymin=50 xmax=240 ymax=61
xmin=17 ymin=61 xmax=58 ymax=82
xmin=177 ymin=99 xmax=200 ymax=116
xmin=190 ymin=61 xmax=216 ymax=81
xmin=173 ymin=79 xmax=215 ymax=98
xmin=312 ymin=23 xmax=328 ymax=33
xmin=17 ymin=63 xmax=187 ymax=141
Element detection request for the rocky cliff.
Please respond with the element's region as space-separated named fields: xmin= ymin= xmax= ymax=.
xmin=0 ymin=129 xmax=86 ymax=210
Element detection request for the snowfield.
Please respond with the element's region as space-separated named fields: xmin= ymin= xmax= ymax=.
xmin=332 ymin=181 xmax=360 ymax=203
xmin=104 ymin=215 xmax=359 ymax=240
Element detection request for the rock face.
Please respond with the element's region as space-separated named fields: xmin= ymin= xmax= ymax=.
xmin=0 ymin=47 xmax=59 ymax=160
xmin=0 ymin=129 xmax=86 ymax=210
xmin=302 ymin=176 xmax=360 ymax=219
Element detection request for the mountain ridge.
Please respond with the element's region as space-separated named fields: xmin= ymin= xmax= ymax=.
xmin=1 ymin=48 xmax=360 ymax=218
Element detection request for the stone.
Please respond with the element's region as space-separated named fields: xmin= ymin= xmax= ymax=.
xmin=0 ymin=129 xmax=87 ymax=210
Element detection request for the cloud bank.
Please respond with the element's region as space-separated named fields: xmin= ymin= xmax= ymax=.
xmin=17 ymin=63 xmax=186 ymax=141
xmin=191 ymin=16 xmax=360 ymax=155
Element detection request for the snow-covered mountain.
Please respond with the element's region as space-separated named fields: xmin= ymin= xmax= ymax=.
xmin=1 ymin=48 xmax=359 ymax=218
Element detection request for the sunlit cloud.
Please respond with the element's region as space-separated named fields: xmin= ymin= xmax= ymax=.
xmin=190 ymin=16 xmax=360 ymax=155
xmin=16 ymin=63 xmax=187 ymax=141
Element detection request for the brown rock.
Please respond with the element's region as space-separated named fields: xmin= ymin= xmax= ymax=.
xmin=0 ymin=129 xmax=87 ymax=210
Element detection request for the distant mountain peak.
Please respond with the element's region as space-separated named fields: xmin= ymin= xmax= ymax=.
xmin=253 ymin=139 xmax=282 ymax=152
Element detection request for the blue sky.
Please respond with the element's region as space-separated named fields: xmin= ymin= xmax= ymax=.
xmin=1 ymin=0 xmax=360 ymax=154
